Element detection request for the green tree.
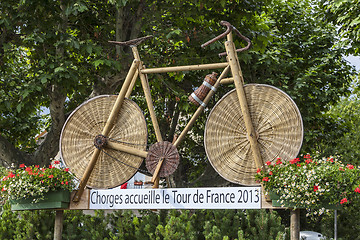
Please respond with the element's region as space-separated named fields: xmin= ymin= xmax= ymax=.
xmin=321 ymin=0 xmax=360 ymax=54
xmin=0 ymin=0 xmax=355 ymax=188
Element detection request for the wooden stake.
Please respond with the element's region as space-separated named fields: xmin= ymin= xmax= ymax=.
xmin=290 ymin=209 xmax=300 ymax=240
xmin=54 ymin=210 xmax=64 ymax=240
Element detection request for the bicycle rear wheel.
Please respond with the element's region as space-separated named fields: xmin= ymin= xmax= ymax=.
xmin=60 ymin=95 xmax=147 ymax=189
xmin=204 ymin=84 xmax=303 ymax=186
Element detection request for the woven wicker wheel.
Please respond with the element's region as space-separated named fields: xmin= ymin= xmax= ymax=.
xmin=146 ymin=141 xmax=180 ymax=177
xmin=60 ymin=95 xmax=147 ymax=189
xmin=205 ymin=84 xmax=303 ymax=186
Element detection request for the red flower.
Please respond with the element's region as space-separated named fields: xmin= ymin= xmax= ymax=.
xmin=266 ymin=161 xmax=271 ymax=166
xmin=49 ymin=165 xmax=53 ymax=169
xmin=262 ymin=177 xmax=269 ymax=182
xmin=8 ymin=172 xmax=15 ymax=178
xmin=39 ymin=174 xmax=44 ymax=177
xmin=346 ymin=164 xmax=354 ymax=170
xmin=340 ymin=198 xmax=348 ymax=205
xmin=35 ymin=165 xmax=39 ymax=168
xmin=355 ymin=187 xmax=360 ymax=193
xmin=54 ymin=160 xmax=60 ymax=164
xmin=313 ymin=185 xmax=319 ymax=192
xmin=327 ymin=157 xmax=334 ymax=163
xmin=25 ymin=167 xmax=32 ymax=172
xmin=1 ymin=187 xmax=6 ymax=191
xmin=65 ymin=181 xmax=68 ymax=185
xmin=339 ymin=167 xmax=344 ymax=171
xmin=61 ymin=181 xmax=64 ymax=185
xmin=64 ymin=168 xmax=69 ymax=172
xmin=290 ymin=158 xmax=300 ymax=164
xmin=269 ymin=171 xmax=273 ymax=175
xmin=305 ymin=159 xmax=312 ymax=164
xmin=297 ymin=164 xmax=301 ymax=167
xmin=304 ymin=154 xmax=311 ymax=159
xmin=48 ymin=175 xmax=54 ymax=178
xmin=256 ymin=168 xmax=261 ymax=174
xmin=19 ymin=164 xmax=25 ymax=168
xmin=276 ymin=158 xmax=282 ymax=165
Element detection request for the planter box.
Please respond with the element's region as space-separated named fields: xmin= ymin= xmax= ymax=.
xmin=10 ymin=190 xmax=70 ymax=211
xmin=270 ymin=191 xmax=341 ymax=210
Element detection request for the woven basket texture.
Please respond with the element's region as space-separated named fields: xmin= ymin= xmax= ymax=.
xmin=189 ymin=72 xmax=217 ymax=106
xmin=146 ymin=141 xmax=179 ymax=177
xmin=60 ymin=95 xmax=147 ymax=189
xmin=205 ymin=84 xmax=303 ymax=186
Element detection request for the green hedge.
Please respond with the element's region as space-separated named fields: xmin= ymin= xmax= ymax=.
xmin=0 ymin=203 xmax=286 ymax=240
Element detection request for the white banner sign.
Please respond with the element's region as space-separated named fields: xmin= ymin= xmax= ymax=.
xmin=89 ymin=187 xmax=261 ymax=209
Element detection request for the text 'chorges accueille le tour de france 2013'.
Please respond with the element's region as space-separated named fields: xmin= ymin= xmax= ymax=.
xmin=90 ymin=187 xmax=261 ymax=209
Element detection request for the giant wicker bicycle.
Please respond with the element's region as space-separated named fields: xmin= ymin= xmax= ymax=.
xmin=60 ymin=21 xmax=303 ymax=201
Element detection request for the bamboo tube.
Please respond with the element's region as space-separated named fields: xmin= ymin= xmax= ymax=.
xmin=224 ymin=41 xmax=264 ymax=170
xmin=125 ymin=69 xmax=139 ymax=98
xmin=73 ymin=59 xmax=140 ymax=202
xmin=151 ymin=158 xmax=164 ymax=183
xmin=102 ymin=59 xmax=140 ymax=136
xmin=174 ymin=66 xmax=230 ymax=148
xmin=140 ymin=62 xmax=229 ymax=74
xmin=132 ymin=47 xmax=163 ymax=143
xmin=131 ymin=46 xmax=163 ymax=188
xmin=219 ymin=77 xmax=234 ymax=84
xmin=106 ymin=141 xmax=148 ymax=158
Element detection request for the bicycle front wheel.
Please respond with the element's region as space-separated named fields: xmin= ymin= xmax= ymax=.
xmin=60 ymin=95 xmax=147 ymax=189
xmin=204 ymin=84 xmax=303 ymax=186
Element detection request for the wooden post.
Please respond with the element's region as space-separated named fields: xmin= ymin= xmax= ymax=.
xmin=54 ymin=210 xmax=64 ymax=240
xmin=290 ymin=209 xmax=300 ymax=240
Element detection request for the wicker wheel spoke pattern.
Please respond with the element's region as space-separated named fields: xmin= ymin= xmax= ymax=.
xmin=205 ymin=84 xmax=303 ymax=185
xmin=60 ymin=95 xmax=147 ymax=189
xmin=146 ymin=141 xmax=180 ymax=177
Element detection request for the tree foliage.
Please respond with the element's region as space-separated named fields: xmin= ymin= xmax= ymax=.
xmin=321 ymin=0 xmax=360 ymax=54
xmin=0 ymin=0 xmax=356 ymax=187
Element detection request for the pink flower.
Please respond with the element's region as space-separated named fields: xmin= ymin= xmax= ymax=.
xmin=340 ymin=198 xmax=348 ymax=205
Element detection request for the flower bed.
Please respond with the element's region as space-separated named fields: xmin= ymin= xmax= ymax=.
xmin=255 ymin=154 xmax=360 ymax=209
xmin=1 ymin=160 xmax=75 ymax=208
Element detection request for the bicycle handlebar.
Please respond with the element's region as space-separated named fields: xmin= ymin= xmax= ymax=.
xmin=201 ymin=21 xmax=251 ymax=56
xmin=108 ymin=35 xmax=153 ymax=47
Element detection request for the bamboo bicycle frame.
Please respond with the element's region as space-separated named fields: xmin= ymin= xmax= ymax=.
xmin=72 ymin=28 xmax=265 ymax=202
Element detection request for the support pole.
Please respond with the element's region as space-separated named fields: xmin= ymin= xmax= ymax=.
xmin=290 ymin=209 xmax=300 ymax=240
xmin=334 ymin=210 xmax=337 ymax=240
xmin=54 ymin=210 xmax=64 ymax=240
